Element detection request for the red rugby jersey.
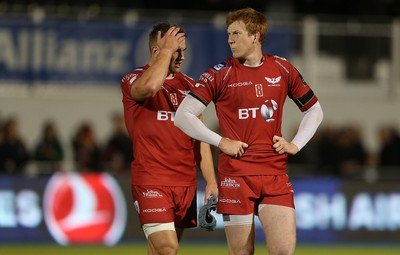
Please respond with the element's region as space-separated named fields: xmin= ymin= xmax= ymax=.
xmin=121 ymin=65 xmax=197 ymax=186
xmin=190 ymin=54 xmax=318 ymax=176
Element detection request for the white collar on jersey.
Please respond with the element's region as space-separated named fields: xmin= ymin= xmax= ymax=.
xmin=243 ymin=56 xmax=264 ymax=68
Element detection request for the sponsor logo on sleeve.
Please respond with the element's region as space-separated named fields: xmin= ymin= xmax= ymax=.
xmin=199 ymin=72 xmax=214 ymax=83
xmin=212 ymin=61 xmax=227 ymax=71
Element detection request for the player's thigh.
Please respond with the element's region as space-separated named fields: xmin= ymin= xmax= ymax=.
xmin=223 ymin=214 xmax=255 ymax=254
xmin=148 ymin=229 xmax=179 ymax=254
xmin=224 ymin=224 xmax=255 ymax=253
xmin=258 ymin=205 xmax=296 ymax=254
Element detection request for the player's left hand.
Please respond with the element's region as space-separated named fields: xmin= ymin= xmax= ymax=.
xmin=272 ymin=135 xmax=299 ymax=155
xmin=204 ymin=182 xmax=218 ymax=205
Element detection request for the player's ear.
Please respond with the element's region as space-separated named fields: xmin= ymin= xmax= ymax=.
xmin=151 ymin=46 xmax=159 ymax=56
xmin=253 ymin=32 xmax=260 ymax=43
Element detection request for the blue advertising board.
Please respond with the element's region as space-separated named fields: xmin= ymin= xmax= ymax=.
xmin=2 ymin=173 xmax=398 ymax=245
xmin=0 ymin=18 xmax=292 ymax=84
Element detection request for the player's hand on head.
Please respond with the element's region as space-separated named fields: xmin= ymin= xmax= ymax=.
xmin=218 ymin=137 xmax=248 ymax=158
xmin=272 ymin=135 xmax=299 ymax=155
xmin=157 ymin=26 xmax=185 ymax=53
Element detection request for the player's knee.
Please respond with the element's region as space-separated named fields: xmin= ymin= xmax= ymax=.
xmin=241 ymin=245 xmax=255 ymax=255
xmin=228 ymin=244 xmax=254 ymax=255
xmin=145 ymin=222 xmax=179 ymax=255
xmin=155 ymin=243 xmax=179 ymax=255
xmin=267 ymin=243 xmax=295 ymax=255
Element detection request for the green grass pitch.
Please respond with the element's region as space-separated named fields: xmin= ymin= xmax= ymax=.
xmin=1 ymin=243 xmax=400 ymax=255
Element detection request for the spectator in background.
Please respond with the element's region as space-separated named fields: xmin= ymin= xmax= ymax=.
xmin=287 ymin=124 xmax=320 ymax=176
xmin=71 ymin=122 xmax=102 ymax=172
xmin=102 ymin=113 xmax=133 ymax=175
xmin=34 ymin=120 xmax=64 ymax=173
xmin=0 ymin=116 xmax=30 ymax=174
xmin=315 ymin=124 xmax=341 ymax=175
xmin=334 ymin=123 xmax=369 ymax=178
xmin=377 ymin=124 xmax=400 ymax=167
xmin=0 ymin=119 xmax=4 ymax=172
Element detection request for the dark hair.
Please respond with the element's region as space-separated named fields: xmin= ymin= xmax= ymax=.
xmin=148 ymin=22 xmax=186 ymax=50
xmin=226 ymin=8 xmax=267 ymax=44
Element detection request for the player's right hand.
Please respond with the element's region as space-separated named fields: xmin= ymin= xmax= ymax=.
xmin=218 ymin=137 xmax=248 ymax=158
xmin=157 ymin=26 xmax=185 ymax=53
xmin=272 ymin=135 xmax=299 ymax=155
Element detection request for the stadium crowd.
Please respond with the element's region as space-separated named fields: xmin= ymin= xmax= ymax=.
xmin=288 ymin=122 xmax=400 ymax=180
xmin=1 ymin=113 xmax=399 ymax=181
xmin=0 ymin=113 xmax=133 ymax=176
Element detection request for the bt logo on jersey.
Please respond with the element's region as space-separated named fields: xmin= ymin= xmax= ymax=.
xmin=238 ymin=99 xmax=278 ymax=122
xmin=157 ymin=111 xmax=175 ymax=121
xmin=238 ymin=107 xmax=260 ymax=119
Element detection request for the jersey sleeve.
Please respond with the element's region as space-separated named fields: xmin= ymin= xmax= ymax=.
xmin=120 ymin=69 xmax=144 ymax=103
xmin=285 ymin=61 xmax=318 ymax=112
xmin=189 ymin=61 xmax=228 ymax=106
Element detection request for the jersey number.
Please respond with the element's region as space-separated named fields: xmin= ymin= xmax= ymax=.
xmin=255 ymin=84 xmax=263 ymax=97
xmin=170 ymin=93 xmax=178 ymax=105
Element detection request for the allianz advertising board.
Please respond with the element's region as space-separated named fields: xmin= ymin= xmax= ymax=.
xmin=0 ymin=18 xmax=291 ymax=84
